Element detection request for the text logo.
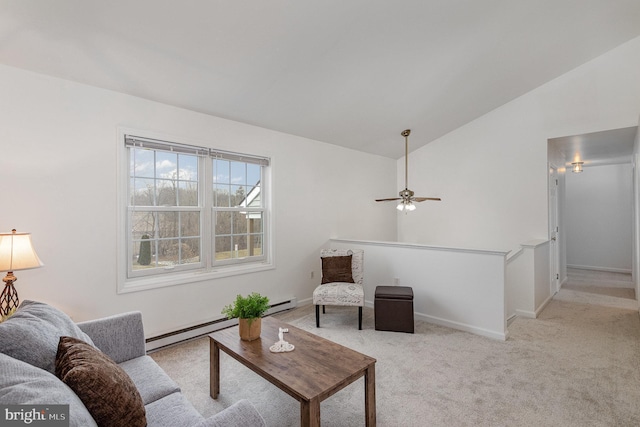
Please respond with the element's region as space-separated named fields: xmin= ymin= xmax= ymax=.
xmin=0 ymin=405 xmax=69 ymax=426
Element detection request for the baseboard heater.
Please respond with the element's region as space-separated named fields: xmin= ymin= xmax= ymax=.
xmin=145 ymin=297 xmax=297 ymax=352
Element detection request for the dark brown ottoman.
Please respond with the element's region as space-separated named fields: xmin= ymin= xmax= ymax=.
xmin=374 ymin=285 xmax=414 ymax=333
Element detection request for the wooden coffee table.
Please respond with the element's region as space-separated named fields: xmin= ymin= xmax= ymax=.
xmin=209 ymin=316 xmax=376 ymax=426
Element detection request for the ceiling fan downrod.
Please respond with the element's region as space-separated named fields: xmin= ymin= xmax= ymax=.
xmin=401 ymin=129 xmax=410 ymax=193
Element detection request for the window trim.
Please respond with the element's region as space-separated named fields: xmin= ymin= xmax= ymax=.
xmin=116 ymin=127 xmax=274 ymax=294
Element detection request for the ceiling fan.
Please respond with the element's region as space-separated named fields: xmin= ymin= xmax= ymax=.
xmin=375 ymin=129 xmax=441 ymax=212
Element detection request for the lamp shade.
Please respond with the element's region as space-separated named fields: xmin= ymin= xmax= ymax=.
xmin=0 ymin=230 xmax=43 ymax=272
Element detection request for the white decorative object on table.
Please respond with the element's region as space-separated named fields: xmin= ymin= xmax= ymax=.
xmin=269 ymin=327 xmax=295 ymax=353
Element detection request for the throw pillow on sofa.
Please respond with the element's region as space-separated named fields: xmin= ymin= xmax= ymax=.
xmin=0 ymin=300 xmax=95 ymax=374
xmin=55 ymin=336 xmax=146 ymax=427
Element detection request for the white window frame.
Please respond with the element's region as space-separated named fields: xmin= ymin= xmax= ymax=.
xmin=117 ymin=128 xmax=274 ymax=294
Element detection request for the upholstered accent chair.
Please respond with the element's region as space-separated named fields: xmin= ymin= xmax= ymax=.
xmin=312 ymin=249 xmax=364 ymax=329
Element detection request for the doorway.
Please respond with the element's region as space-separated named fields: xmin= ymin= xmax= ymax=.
xmin=547 ymin=126 xmax=638 ymax=300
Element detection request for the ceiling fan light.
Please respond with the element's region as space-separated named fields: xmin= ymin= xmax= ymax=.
xmin=571 ymin=162 xmax=584 ymax=173
xmin=397 ymin=200 xmax=416 ymax=212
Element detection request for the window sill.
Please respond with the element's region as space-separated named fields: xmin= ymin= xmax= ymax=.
xmin=117 ymin=261 xmax=275 ymax=294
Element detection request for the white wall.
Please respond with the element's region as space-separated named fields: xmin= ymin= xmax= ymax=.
xmin=330 ymin=239 xmax=508 ymax=340
xmin=0 ymin=64 xmax=397 ymax=337
xmin=506 ymin=239 xmax=551 ymax=320
xmin=565 ymin=163 xmax=633 ymax=273
xmin=398 ymin=36 xmax=640 ymax=252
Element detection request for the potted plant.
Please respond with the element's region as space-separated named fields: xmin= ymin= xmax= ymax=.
xmin=221 ymin=292 xmax=270 ymax=341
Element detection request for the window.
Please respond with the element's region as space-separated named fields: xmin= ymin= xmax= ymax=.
xmin=120 ymin=132 xmax=271 ymax=291
xmin=213 ymin=158 xmax=264 ymax=264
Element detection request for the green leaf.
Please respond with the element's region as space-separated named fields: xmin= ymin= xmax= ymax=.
xmin=221 ymin=292 xmax=270 ymax=320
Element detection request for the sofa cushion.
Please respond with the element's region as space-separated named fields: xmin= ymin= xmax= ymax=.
xmin=0 ymin=300 xmax=95 ymax=374
xmin=144 ymin=391 xmax=204 ymax=427
xmin=0 ymin=353 xmax=97 ymax=427
xmin=55 ymin=336 xmax=146 ymax=427
xmin=119 ymin=355 xmax=181 ymax=405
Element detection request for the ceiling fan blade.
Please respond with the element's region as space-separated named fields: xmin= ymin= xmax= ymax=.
xmin=414 ymin=197 xmax=442 ymax=202
xmin=375 ymin=198 xmax=402 ymax=202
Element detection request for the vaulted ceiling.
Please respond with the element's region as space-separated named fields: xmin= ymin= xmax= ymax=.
xmin=1 ymin=1 xmax=639 ymax=158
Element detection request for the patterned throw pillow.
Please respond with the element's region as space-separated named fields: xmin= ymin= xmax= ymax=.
xmin=55 ymin=336 xmax=146 ymax=427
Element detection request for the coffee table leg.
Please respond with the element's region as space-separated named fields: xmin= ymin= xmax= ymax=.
xmin=209 ymin=338 xmax=220 ymax=399
xmin=300 ymin=398 xmax=320 ymax=427
xmin=365 ymin=364 xmax=376 ymax=426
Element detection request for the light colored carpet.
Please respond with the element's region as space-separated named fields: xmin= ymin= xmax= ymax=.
xmin=563 ymin=268 xmax=635 ymax=300
xmin=150 ymin=275 xmax=640 ymax=426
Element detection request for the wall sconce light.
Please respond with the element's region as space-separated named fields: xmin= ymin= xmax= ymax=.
xmin=571 ymin=162 xmax=584 ymax=173
xmin=0 ymin=229 xmax=43 ymax=317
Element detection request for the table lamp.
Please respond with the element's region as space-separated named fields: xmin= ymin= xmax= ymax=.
xmin=0 ymin=229 xmax=43 ymax=316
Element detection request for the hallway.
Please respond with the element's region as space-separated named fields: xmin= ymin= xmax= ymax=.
xmin=558 ymin=268 xmax=636 ymax=310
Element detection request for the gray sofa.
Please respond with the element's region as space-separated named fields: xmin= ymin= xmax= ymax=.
xmin=0 ymin=300 xmax=265 ymax=427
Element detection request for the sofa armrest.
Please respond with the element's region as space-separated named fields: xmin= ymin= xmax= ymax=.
xmin=77 ymin=311 xmax=146 ymax=363
xmin=193 ymin=400 xmax=265 ymax=427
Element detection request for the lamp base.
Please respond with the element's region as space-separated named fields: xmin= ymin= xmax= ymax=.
xmin=1 ymin=272 xmax=19 ymax=317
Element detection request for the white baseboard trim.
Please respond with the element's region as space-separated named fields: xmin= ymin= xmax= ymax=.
xmin=514 ymin=295 xmax=553 ymax=320
xmin=515 ymin=309 xmax=536 ymax=319
xmin=146 ymin=296 xmax=298 ymax=352
xmin=297 ymin=297 xmax=313 ymax=306
xmin=414 ymin=311 xmax=507 ymax=341
xmin=560 ymin=276 xmax=568 ymax=288
xmin=567 ymin=264 xmax=632 ymax=274
xmin=535 ymin=295 xmax=553 ymax=317
xmin=253 ymin=297 xmax=508 ymax=341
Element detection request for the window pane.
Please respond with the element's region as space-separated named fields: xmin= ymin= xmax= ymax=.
xmin=131 ymin=211 xmax=156 ymax=240
xmin=232 ymin=235 xmax=247 ymax=257
xmin=156 ymin=151 xmax=177 ymax=179
xmin=232 ymin=211 xmax=248 ymax=234
xmin=157 ymin=212 xmax=179 ymax=238
xmin=132 ymin=234 xmax=157 ymax=270
xmin=181 ymin=212 xmax=200 ymax=237
xmin=157 ymin=179 xmax=177 ymax=206
xmin=230 ymin=161 xmax=246 ymax=185
xmin=215 ymin=211 xmax=231 ymax=235
xmin=158 ymin=238 xmax=179 ymax=265
xmin=178 ymin=181 xmax=198 ymax=206
xmin=180 ymin=237 xmax=200 ymax=264
xmin=214 ymin=159 xmax=230 ymax=184
xmin=132 ymin=178 xmax=155 ymax=206
xmin=214 ymin=184 xmax=231 ymax=207
xmin=247 ymin=214 xmax=263 ymax=233
xmin=247 ymin=163 xmax=260 ymax=186
xmin=215 ymin=236 xmax=232 ymax=260
xmin=245 ymin=183 xmax=261 ymax=207
xmin=249 ymin=235 xmax=263 ymax=256
xmin=231 ymin=185 xmax=245 ymax=207
xmin=178 ymin=154 xmax=198 ymax=180
xmin=131 ymin=148 xmax=154 ymax=178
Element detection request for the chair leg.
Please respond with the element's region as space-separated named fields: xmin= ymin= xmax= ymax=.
xmin=322 ymin=305 xmax=325 ymax=314
xmin=315 ymin=305 xmax=320 ymax=328
xmin=358 ymin=306 xmax=362 ymax=330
